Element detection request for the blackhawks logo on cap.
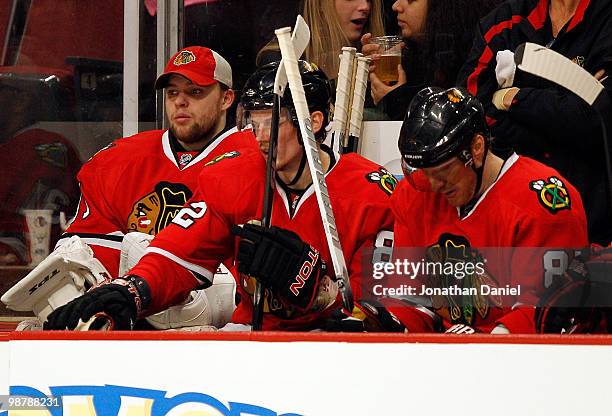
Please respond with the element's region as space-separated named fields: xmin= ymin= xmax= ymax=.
xmin=529 ymin=176 xmax=571 ymax=214
xmin=174 ymin=50 xmax=196 ymax=66
xmin=366 ymin=168 xmax=398 ymax=195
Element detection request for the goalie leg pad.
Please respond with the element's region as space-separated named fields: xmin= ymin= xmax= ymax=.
xmin=0 ymin=235 xmax=111 ymax=322
xmin=146 ymin=264 xmax=236 ymax=329
xmin=121 ymin=232 xmax=237 ymax=329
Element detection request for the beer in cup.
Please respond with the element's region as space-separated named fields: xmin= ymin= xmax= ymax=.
xmin=370 ymin=36 xmax=403 ymax=85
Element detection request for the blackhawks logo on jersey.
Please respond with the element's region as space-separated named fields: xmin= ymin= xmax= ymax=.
xmin=241 ymin=275 xmax=288 ymax=317
xmin=34 ymin=142 xmax=68 ymax=168
xmin=529 ymin=176 xmax=571 ymax=214
xmin=366 ymin=168 xmax=398 ymax=195
xmin=127 ymin=182 xmax=193 ymax=234
xmin=426 ymin=233 xmax=502 ymax=326
xmin=204 ymin=150 xmax=240 ymax=167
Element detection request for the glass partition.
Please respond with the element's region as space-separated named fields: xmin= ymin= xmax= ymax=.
xmin=0 ymin=0 xmax=397 ymax=321
xmin=0 ymin=0 xmax=125 ymax=317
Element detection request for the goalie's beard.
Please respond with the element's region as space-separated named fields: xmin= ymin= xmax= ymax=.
xmin=168 ymin=116 xmax=221 ymax=151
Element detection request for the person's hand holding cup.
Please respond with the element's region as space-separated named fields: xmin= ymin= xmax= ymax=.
xmin=361 ymin=34 xmax=406 ymax=104
xmin=367 ymin=35 xmax=403 ymax=85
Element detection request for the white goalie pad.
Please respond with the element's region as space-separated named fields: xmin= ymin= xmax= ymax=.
xmin=0 ymin=236 xmax=111 ymax=322
xmin=119 ymin=232 xmax=155 ymax=276
xmin=146 ymin=263 xmax=236 ymax=329
xmin=120 ymin=232 xmax=236 ymax=329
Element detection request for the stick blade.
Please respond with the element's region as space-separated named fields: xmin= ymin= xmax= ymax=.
xmin=274 ymin=15 xmax=311 ymax=96
xmin=515 ymin=42 xmax=604 ymax=105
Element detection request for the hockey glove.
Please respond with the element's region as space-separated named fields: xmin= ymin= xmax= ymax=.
xmin=43 ymin=275 xmax=151 ymax=330
xmin=325 ymin=300 xmax=407 ymax=333
xmin=232 ymin=223 xmax=326 ymax=311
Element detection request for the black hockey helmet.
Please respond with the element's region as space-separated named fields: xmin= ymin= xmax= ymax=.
xmin=399 ymin=87 xmax=489 ymax=170
xmin=238 ymin=60 xmax=332 ymax=141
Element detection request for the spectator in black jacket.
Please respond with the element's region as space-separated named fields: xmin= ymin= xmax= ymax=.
xmin=457 ymin=0 xmax=612 ymax=245
xmin=361 ymin=0 xmax=502 ymax=120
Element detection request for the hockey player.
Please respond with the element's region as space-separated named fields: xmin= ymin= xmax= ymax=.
xmin=59 ymin=45 xmax=256 ymax=275
xmin=0 ymin=69 xmax=81 ymax=265
xmin=4 ymin=46 xmax=256 ymax=330
xmin=44 ymin=61 xmax=397 ymax=331
xmin=390 ymin=87 xmax=588 ymax=334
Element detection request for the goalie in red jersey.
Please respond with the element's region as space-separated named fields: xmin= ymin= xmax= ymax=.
xmin=3 ymin=47 xmax=256 ymax=331
xmin=44 ymin=61 xmax=397 ymax=331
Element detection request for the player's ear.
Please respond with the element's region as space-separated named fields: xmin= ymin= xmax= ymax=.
xmin=471 ymin=134 xmax=486 ymax=168
xmin=310 ymin=110 xmax=324 ymax=135
xmin=221 ymin=87 xmax=235 ymax=111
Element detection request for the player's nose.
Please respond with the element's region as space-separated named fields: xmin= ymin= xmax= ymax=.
xmin=253 ymin=126 xmax=271 ymax=141
xmin=427 ymin=175 xmax=445 ymax=193
xmin=174 ymin=92 xmax=189 ymax=106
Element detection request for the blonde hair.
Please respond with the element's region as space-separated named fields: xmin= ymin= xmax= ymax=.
xmin=303 ymin=0 xmax=384 ymax=79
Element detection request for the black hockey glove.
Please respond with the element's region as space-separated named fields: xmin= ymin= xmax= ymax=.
xmin=232 ymin=223 xmax=327 ymax=311
xmin=44 ymin=276 xmax=151 ymax=330
xmin=325 ymin=299 xmax=407 ymax=333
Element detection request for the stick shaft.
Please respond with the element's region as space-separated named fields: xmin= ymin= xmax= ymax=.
xmin=332 ymin=47 xmax=356 ymax=153
xmin=345 ymin=56 xmax=369 ymax=153
xmin=275 ymin=28 xmax=354 ymax=312
xmin=252 ymin=16 xmax=311 ymax=330
xmin=252 ymin=93 xmax=280 ymax=330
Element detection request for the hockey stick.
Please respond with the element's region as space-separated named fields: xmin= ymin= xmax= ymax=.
xmin=342 ymin=52 xmax=360 ymax=152
xmin=514 ymin=42 xmax=612 ymax=216
xmin=514 ymin=43 xmax=605 ymax=105
xmin=253 ymin=15 xmax=311 ymax=330
xmin=331 ymin=47 xmax=357 ymax=153
xmin=276 ymin=27 xmax=354 ymax=312
xmin=344 ymin=56 xmax=370 ymax=153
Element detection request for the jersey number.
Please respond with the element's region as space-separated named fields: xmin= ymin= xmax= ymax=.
xmin=172 ymin=201 xmax=207 ymax=229
xmin=543 ymin=250 xmax=569 ymax=288
xmin=372 ymin=230 xmax=394 ymax=264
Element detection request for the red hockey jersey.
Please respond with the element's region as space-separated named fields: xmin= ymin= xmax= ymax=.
xmin=0 ymin=128 xmax=81 ymax=264
xmin=130 ymin=148 xmax=397 ymax=330
xmin=60 ymin=127 xmax=257 ymax=275
xmin=391 ymin=154 xmax=588 ymax=333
